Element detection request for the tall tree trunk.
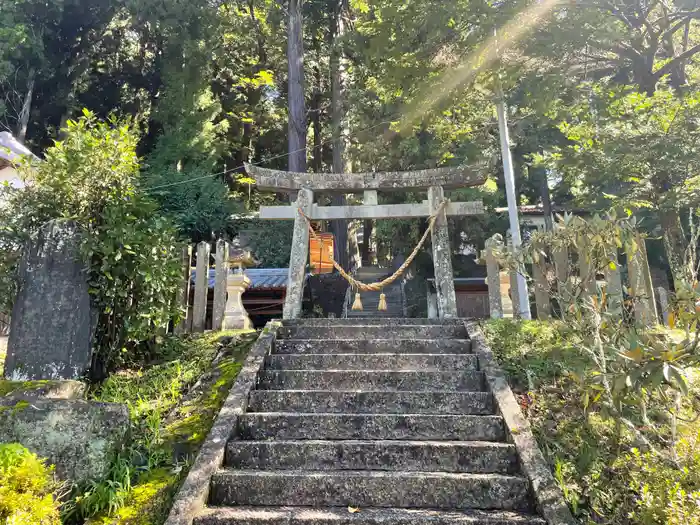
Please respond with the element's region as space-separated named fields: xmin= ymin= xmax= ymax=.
xmin=16 ymin=69 xmax=35 ymax=143
xmin=330 ymin=0 xmax=350 ymax=270
xmin=287 ymin=0 xmax=307 ymax=174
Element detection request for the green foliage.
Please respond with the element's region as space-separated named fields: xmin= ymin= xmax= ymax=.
xmin=145 ymin=168 xmax=241 ymax=243
xmin=484 ymin=319 xmax=700 ymax=524
xmin=0 ymin=113 xmax=183 ymax=378
xmin=232 ymin=219 xmax=293 ymax=268
xmin=0 ymin=443 xmax=60 ymax=525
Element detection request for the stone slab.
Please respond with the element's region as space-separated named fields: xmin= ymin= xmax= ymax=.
xmin=260 ymin=201 xmax=484 ymax=220
xmin=0 ymin=398 xmax=128 ymax=483
xmin=274 ymin=338 xmax=472 ymax=354
xmin=4 ymin=221 xmax=93 ymax=381
xmin=195 ymin=506 xmax=546 ymax=525
xmin=278 ymin=325 xmax=467 ymax=339
xmin=246 ymin=163 xmax=488 ymax=192
xmin=265 ymin=353 xmax=478 ymax=371
xmin=237 ymin=413 xmax=505 ymax=441
xmin=258 ymin=370 xmax=485 ymax=391
xmin=281 ymin=318 xmax=465 ymax=326
xmin=209 ymin=469 xmax=531 ymax=511
xmin=225 ymin=439 xmax=518 ymax=474
xmin=247 ymin=390 xmax=494 ymax=415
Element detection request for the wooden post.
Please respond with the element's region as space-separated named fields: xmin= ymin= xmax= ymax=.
xmin=509 ymin=268 xmax=521 ymax=320
xmin=284 ymin=188 xmax=313 ymax=319
xmin=428 ymin=185 xmax=457 ymax=319
xmin=485 ymin=236 xmax=503 ymax=319
xmin=532 ymin=244 xmax=551 ymax=319
xmin=553 ymin=244 xmax=570 ymax=315
xmin=604 ymin=247 xmax=623 ymax=316
xmin=192 ymin=241 xmax=211 ymax=333
xmin=212 ymin=239 xmax=230 ymax=331
xmin=628 ymin=235 xmax=657 ymax=327
xmin=174 ymin=245 xmax=193 ymax=335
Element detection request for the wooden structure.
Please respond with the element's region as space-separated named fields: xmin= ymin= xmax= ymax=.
xmin=309 ymin=232 xmax=335 ymax=274
xmin=246 ymin=163 xmax=487 ymax=319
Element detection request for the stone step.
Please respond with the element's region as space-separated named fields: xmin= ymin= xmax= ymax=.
xmin=274 ymin=339 xmax=471 ymax=355
xmin=247 ymin=390 xmax=494 ymax=415
xmin=225 ymin=440 xmax=518 ymax=474
xmin=195 ymin=506 xmax=546 ymax=525
xmin=237 ymin=413 xmax=505 ymax=441
xmin=279 ymin=325 xmax=467 ymax=340
xmin=265 ymin=354 xmax=478 ymax=371
xmin=258 ymin=370 xmax=485 ymax=392
xmin=209 ymin=470 xmax=531 ymax=511
xmin=282 ymin=319 xmax=464 ymax=326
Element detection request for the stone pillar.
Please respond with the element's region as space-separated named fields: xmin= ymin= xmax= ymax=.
xmin=628 ymin=235 xmax=658 ymax=327
xmin=484 ymin=237 xmax=503 ymax=319
xmin=428 ymin=185 xmax=458 ymax=318
xmin=174 ymin=245 xmax=192 ymax=335
xmin=224 ymin=272 xmax=252 ymax=330
xmin=532 ymin=246 xmax=551 ymax=319
xmin=212 ymin=239 xmax=230 ymax=331
xmin=604 ymin=247 xmax=623 ymax=315
xmin=284 ymin=188 xmax=313 ymax=319
xmin=192 ymin=241 xmax=210 ymax=333
xmin=657 ymin=287 xmax=670 ymax=326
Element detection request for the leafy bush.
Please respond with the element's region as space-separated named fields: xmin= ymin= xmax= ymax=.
xmin=483 ymin=319 xmax=700 ymax=525
xmin=0 ymin=112 xmax=184 ymax=379
xmin=0 ymin=443 xmax=60 ymax=525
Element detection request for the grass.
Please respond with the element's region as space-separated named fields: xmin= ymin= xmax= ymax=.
xmin=482 ymin=319 xmax=700 ymax=525
xmin=65 ymin=330 xmax=256 ymax=525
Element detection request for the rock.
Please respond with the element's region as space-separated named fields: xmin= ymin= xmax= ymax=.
xmin=0 ymin=398 xmax=129 ymax=483
xmin=4 ymin=221 xmax=93 ymax=381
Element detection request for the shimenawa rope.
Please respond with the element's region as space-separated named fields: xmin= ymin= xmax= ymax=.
xmin=298 ymin=199 xmax=449 ymax=310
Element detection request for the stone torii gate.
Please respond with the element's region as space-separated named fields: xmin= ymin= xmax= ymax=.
xmin=245 ymin=163 xmax=486 ymax=320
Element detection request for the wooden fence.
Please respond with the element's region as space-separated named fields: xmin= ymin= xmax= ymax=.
xmin=484 ymin=231 xmax=660 ymax=325
xmin=175 ymin=239 xmax=232 ymax=334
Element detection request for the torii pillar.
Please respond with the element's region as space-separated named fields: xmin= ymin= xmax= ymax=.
xmin=246 ymin=163 xmax=487 ymax=319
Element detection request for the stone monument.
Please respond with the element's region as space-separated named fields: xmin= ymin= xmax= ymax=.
xmin=4 ymin=221 xmax=93 ymax=380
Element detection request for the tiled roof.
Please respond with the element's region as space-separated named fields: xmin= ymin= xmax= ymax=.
xmin=245 ymin=268 xmax=289 ymax=290
xmin=190 ymin=268 xmax=290 ymax=290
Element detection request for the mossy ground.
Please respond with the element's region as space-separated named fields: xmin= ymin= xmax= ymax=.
xmin=75 ymin=330 xmax=256 ymax=525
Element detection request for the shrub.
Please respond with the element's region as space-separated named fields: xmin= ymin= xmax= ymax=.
xmin=0 ymin=443 xmax=60 ymax=525
xmin=0 ymin=112 xmax=184 ymax=379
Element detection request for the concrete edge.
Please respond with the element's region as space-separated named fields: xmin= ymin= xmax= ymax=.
xmin=164 ymin=320 xmax=282 ymax=525
xmin=464 ymin=321 xmax=577 ymax=525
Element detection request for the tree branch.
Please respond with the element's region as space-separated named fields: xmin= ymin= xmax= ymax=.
xmin=654 ymin=42 xmax=700 ymax=79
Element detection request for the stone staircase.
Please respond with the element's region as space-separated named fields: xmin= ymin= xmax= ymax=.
xmin=194 ymin=320 xmax=546 ymax=525
xmin=344 ymin=267 xmax=405 ymax=319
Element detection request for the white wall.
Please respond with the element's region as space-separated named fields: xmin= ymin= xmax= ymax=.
xmin=0 ymin=166 xmax=25 ymax=189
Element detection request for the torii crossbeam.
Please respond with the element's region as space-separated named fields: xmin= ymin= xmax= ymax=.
xmin=246 ymin=163 xmax=487 ymax=319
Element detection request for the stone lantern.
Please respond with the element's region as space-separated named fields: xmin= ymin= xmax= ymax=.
xmin=223 ymin=247 xmax=255 ymax=330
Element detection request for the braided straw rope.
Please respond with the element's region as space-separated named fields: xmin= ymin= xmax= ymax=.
xmin=299 ymin=199 xmax=449 ymax=292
